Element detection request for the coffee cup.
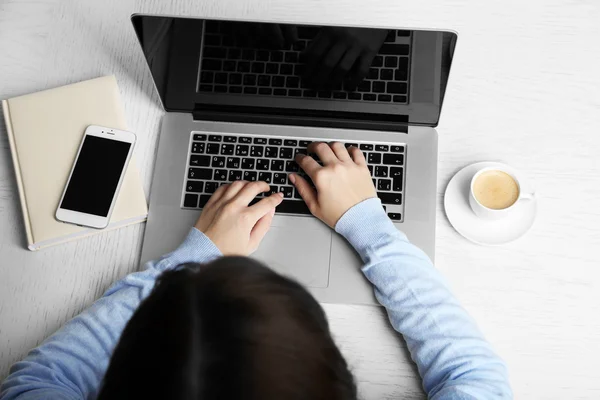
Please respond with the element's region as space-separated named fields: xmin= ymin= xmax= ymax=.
xmin=469 ymin=165 xmax=535 ymax=220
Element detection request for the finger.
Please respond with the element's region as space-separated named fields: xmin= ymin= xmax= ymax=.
xmin=295 ymin=153 xmax=322 ymax=177
xmin=348 ymin=146 xmax=367 ymax=166
xmin=347 ymin=52 xmax=374 ymax=90
xmin=289 ymin=174 xmax=319 ymax=215
xmin=234 ymin=181 xmax=270 ymax=205
xmin=329 ymin=141 xmax=352 ymax=161
xmin=314 ymin=42 xmax=347 ymax=87
xmin=248 ymin=207 xmax=275 ymax=252
xmin=205 ymin=183 xmax=230 ymax=207
xmin=283 ymin=25 xmax=298 ymax=45
xmin=331 ymin=46 xmax=361 ymax=86
xmin=248 ymin=192 xmax=284 ymax=220
xmin=266 ymin=24 xmax=285 ymax=48
xmin=308 ymin=141 xmax=338 ymax=165
xmin=220 ymin=180 xmax=250 ymax=203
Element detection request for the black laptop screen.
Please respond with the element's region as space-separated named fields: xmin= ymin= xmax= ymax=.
xmin=131 ymin=16 xmax=456 ymax=127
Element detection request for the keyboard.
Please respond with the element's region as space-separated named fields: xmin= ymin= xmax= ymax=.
xmin=182 ymin=132 xmax=406 ymax=222
xmin=199 ymin=22 xmax=411 ymax=104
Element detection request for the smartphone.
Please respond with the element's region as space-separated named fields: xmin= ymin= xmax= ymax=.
xmin=56 ymin=125 xmax=136 ymax=229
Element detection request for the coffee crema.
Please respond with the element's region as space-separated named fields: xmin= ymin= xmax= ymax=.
xmin=473 ymin=170 xmax=519 ymax=210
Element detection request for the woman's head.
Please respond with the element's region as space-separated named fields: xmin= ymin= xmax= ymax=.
xmin=98 ymin=257 xmax=356 ymax=400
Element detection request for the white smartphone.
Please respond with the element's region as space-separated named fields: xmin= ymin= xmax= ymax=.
xmin=56 ymin=125 xmax=136 ymax=229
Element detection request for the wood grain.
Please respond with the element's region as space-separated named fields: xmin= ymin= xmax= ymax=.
xmin=1 ymin=0 xmax=599 ymax=398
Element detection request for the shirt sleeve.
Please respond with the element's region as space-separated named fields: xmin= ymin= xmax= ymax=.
xmin=0 ymin=228 xmax=222 ymax=400
xmin=335 ymin=198 xmax=512 ymax=400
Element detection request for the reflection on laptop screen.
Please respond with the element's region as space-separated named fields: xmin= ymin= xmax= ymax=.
xmin=132 ymin=16 xmax=456 ymax=127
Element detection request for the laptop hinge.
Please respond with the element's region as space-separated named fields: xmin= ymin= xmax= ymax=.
xmin=192 ymin=104 xmax=409 ymax=133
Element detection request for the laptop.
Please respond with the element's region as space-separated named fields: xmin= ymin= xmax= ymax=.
xmin=132 ymin=15 xmax=456 ymax=305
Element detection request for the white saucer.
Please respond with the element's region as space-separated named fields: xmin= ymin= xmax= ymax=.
xmin=444 ymin=162 xmax=537 ymax=246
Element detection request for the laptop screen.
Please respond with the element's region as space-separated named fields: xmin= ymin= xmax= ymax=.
xmin=132 ymin=15 xmax=456 ymax=128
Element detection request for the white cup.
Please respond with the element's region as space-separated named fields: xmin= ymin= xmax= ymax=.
xmin=469 ymin=165 xmax=535 ymax=220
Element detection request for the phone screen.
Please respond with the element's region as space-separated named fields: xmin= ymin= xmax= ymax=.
xmin=60 ymin=135 xmax=131 ymax=217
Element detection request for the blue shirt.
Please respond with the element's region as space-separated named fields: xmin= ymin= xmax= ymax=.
xmin=0 ymin=198 xmax=512 ymax=399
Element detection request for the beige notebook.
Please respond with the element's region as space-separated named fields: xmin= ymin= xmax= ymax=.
xmin=3 ymin=76 xmax=148 ymax=250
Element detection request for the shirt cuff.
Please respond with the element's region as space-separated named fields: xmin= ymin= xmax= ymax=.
xmin=157 ymin=227 xmax=223 ymax=271
xmin=334 ymin=197 xmax=406 ymax=259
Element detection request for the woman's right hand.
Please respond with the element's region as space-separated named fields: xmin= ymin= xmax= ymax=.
xmin=289 ymin=142 xmax=377 ymax=228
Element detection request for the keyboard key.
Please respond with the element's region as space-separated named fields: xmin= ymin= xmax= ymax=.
xmin=391 ymin=167 xmax=403 ymax=191
xmin=375 ymin=145 xmax=389 ymax=152
xmin=224 ymin=136 xmax=237 ymax=143
xmin=228 ymin=48 xmax=241 ymax=59
xmin=373 ymin=81 xmax=386 ymax=93
xmin=391 ymin=145 xmax=404 ymax=153
xmin=243 ymin=171 xmax=257 ymax=181
xmin=379 ymin=44 xmax=410 ymax=56
xmin=367 ymin=68 xmax=379 ymax=80
xmin=269 ymin=138 xmax=283 ymax=145
xmin=256 ymin=159 xmax=270 ymax=170
xmin=226 ymin=157 xmax=241 ymax=169
xmin=357 ymin=81 xmax=371 ymax=92
xmin=318 ymin=91 xmax=332 ymax=98
xmin=207 ymin=143 xmax=220 ymax=154
xmin=243 ymin=74 xmax=257 ymax=85
xmin=372 ymin=56 xmax=383 ymax=67
xmin=229 ymin=73 xmax=242 ymax=85
xmin=378 ymin=94 xmax=392 ymax=102
xmin=185 ymin=181 xmax=204 ymax=193
xmin=250 ymin=145 xmax=264 ymax=157
xmin=229 ymin=86 xmax=242 ymax=94
xmin=375 ymin=166 xmax=389 ymax=177
xmin=380 ymin=69 xmax=394 ymax=80
xmin=259 ymin=88 xmax=272 ymax=95
xmin=385 ymin=56 xmax=398 ymax=68
xmin=258 ymin=75 xmax=271 ymax=86
xmin=267 ymin=185 xmax=279 ymax=196
xmin=236 ymin=145 xmax=249 ymax=156
xmin=192 ymin=142 xmax=205 ymax=154
xmin=285 ymin=160 xmax=299 ymax=172
xmin=209 ymin=135 xmax=222 ymax=142
xmin=279 ymin=147 xmax=294 ymax=159
xmin=387 ymin=82 xmax=408 ymax=94
xmin=272 ymin=76 xmax=285 ymax=87
xmin=214 ymin=169 xmax=228 ymax=181
xmin=239 ymin=137 xmax=252 ymax=144
xmin=184 ymin=193 xmax=198 ymax=208
xmin=377 ymin=179 xmax=391 ymax=191
xmin=252 ymin=62 xmax=265 ymax=73
xmin=360 ymin=144 xmax=373 ymax=151
xmin=242 ymin=49 xmax=255 ymax=60
xmin=273 ymin=173 xmax=287 ymax=184
xmin=265 ymin=146 xmax=279 ymax=158
xmin=215 ymin=72 xmax=228 ymax=84
xmin=188 ymin=168 xmax=212 ymax=180
xmin=253 ymin=137 xmax=267 ymax=144
xmin=202 ymin=59 xmax=222 ymax=71
xmin=223 ymin=61 xmax=236 ymax=72
xmin=221 ymin=144 xmax=235 ymax=155
xmin=270 ymin=51 xmax=283 ymax=62
xmin=193 ymin=133 xmax=207 ymax=141
xmin=199 ymin=195 xmax=212 ymax=208
xmin=289 ymin=89 xmax=302 ymax=97
xmin=345 ymin=143 xmax=358 ymax=148
xmin=285 ymin=52 xmax=298 ymax=63
xmin=214 ymin=85 xmax=227 ymax=93
xmin=295 ymin=64 xmax=306 ymax=75
xmin=242 ymin=158 xmax=255 ymax=169
xmin=281 ymin=186 xmax=294 ymax=198
xmin=244 ymin=87 xmax=258 ymax=94
xmin=388 ymin=213 xmax=402 ymax=221
xmin=286 ymin=76 xmax=300 ymax=88
xmin=271 ymin=160 xmax=285 ymax=171
xmin=205 ymin=182 xmax=218 ymax=194
xmin=303 ymin=90 xmax=317 ymax=97
xmin=205 ymin=47 xmax=226 ymax=58
xmin=258 ymin=172 xmax=272 ymax=183
xmin=229 ymin=170 xmax=243 ymax=181
xmin=348 ymin=92 xmax=362 ymax=100
xmin=292 ymin=40 xmax=307 ymax=51
xmin=383 ymin=153 xmax=404 ymax=166
xmin=367 ymin=153 xmax=381 ymax=164
xmin=266 ymin=63 xmax=279 ymax=74
xmin=280 ymin=64 xmax=294 ymax=75
xmin=396 ymin=57 xmax=409 ymax=81
xmin=256 ymin=50 xmax=269 ymax=61
xmin=274 ymin=88 xmax=287 ymax=96
xmin=393 ymin=95 xmax=408 ymax=103
xmin=333 ymin=92 xmax=347 ymax=99
xmin=284 ymin=139 xmax=298 ymax=146
xmin=238 ymin=62 xmax=251 ymax=73
xmin=212 ymin=156 xmax=225 ymax=168
xmin=378 ymin=192 xmax=402 ymax=205
xmin=190 ymin=155 xmax=211 ymax=167
xmin=200 ymin=71 xmax=214 ymax=83
xmin=204 ymin=34 xmax=220 ymax=46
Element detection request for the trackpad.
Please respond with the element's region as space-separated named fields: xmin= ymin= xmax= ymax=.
xmin=253 ymin=225 xmax=331 ymax=288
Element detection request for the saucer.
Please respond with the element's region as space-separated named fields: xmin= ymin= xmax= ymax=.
xmin=444 ymin=162 xmax=537 ymax=246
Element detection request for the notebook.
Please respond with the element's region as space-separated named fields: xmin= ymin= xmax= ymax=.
xmin=3 ymin=75 xmax=148 ymax=250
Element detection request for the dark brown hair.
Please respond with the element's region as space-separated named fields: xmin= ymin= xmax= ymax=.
xmin=98 ymin=257 xmax=357 ymax=400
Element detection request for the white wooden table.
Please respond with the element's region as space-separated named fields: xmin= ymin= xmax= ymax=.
xmin=1 ymin=0 xmax=599 ymax=398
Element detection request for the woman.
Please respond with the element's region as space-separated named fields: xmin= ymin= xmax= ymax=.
xmin=0 ymin=143 xmax=511 ymax=399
